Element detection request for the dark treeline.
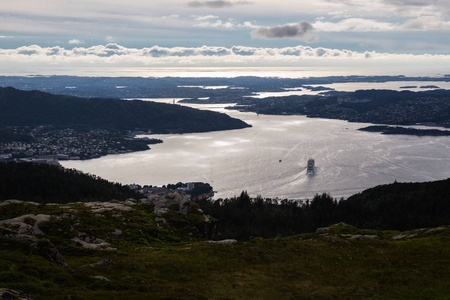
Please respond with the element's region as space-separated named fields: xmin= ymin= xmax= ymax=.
xmin=196 ymin=179 xmax=450 ymax=240
xmin=0 ymin=162 xmax=141 ymax=203
xmin=0 ymin=129 xmax=35 ymax=143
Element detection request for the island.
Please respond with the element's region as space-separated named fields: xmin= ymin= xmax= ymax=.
xmin=359 ymin=125 xmax=450 ymax=136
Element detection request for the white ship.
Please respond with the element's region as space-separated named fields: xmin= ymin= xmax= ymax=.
xmin=307 ymin=158 xmax=315 ymax=175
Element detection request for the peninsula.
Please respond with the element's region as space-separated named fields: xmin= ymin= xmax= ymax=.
xmin=225 ymin=89 xmax=450 ymax=130
xmin=0 ymin=87 xmax=250 ymax=160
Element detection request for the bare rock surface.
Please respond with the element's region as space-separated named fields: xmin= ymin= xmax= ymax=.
xmin=71 ymin=237 xmax=116 ymax=250
xmin=0 ymin=199 xmax=40 ymax=207
xmin=83 ymin=201 xmax=134 ymax=213
xmin=0 ymin=214 xmax=50 ymax=235
xmin=206 ymin=239 xmax=237 ymax=244
xmin=82 ymin=259 xmax=115 ymax=268
xmin=0 ymin=288 xmax=35 ymax=300
xmin=152 ymin=192 xmax=191 ymax=216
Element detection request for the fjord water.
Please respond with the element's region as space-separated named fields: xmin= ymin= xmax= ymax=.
xmin=62 ymin=102 xmax=450 ymax=200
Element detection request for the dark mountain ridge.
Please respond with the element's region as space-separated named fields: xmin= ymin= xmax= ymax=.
xmin=0 ymin=87 xmax=250 ymax=133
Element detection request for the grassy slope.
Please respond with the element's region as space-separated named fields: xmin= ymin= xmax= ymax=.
xmin=1 ymin=201 xmax=449 ymax=300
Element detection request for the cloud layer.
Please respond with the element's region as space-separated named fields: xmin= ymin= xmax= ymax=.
xmin=1 ymin=0 xmax=449 ymax=54
xmin=2 ymin=43 xmax=448 ymax=64
xmin=2 ymin=43 xmax=449 ymax=77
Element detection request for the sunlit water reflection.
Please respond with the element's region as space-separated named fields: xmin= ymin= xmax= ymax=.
xmin=62 ymin=98 xmax=450 ymax=200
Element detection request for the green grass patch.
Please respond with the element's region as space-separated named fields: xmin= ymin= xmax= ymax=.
xmin=1 ymin=201 xmax=449 ymax=299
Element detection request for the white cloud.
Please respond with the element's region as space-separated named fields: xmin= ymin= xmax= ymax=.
xmin=400 ymin=15 xmax=450 ymax=30
xmin=311 ymin=16 xmax=450 ymax=32
xmin=195 ymin=15 xmax=220 ymax=21
xmin=194 ymin=17 xmax=257 ymax=29
xmin=105 ymin=36 xmax=117 ymax=43
xmin=162 ymin=14 xmax=180 ymax=19
xmin=68 ymin=39 xmax=85 ymax=45
xmin=313 ymin=18 xmax=395 ymax=32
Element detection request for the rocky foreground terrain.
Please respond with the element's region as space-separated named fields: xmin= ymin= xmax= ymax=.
xmin=1 ymin=196 xmax=449 ymax=299
xmin=0 ymin=193 xmax=215 ymax=255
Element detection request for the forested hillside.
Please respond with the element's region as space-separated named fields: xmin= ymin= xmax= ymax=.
xmin=196 ymin=179 xmax=450 ymax=240
xmin=0 ymin=129 xmax=35 ymax=143
xmin=1 ymin=161 xmax=448 ymax=237
xmin=0 ymin=87 xmax=250 ymax=133
xmin=0 ymin=162 xmax=140 ymax=203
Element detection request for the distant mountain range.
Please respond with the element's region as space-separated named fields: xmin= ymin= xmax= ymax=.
xmin=1 ymin=75 xmax=449 ymax=98
xmin=0 ymin=87 xmax=250 ymax=133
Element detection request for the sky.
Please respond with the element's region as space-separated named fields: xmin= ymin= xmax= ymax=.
xmin=1 ymin=0 xmax=450 ymax=76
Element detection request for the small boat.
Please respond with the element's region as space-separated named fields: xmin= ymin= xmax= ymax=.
xmin=307 ymin=158 xmax=315 ymax=175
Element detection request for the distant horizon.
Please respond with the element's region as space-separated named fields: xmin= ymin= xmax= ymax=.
xmin=2 ymin=64 xmax=450 ymax=79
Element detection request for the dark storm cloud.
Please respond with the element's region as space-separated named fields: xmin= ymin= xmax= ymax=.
xmin=252 ymin=21 xmax=314 ymax=40
xmin=188 ymin=0 xmax=252 ymax=8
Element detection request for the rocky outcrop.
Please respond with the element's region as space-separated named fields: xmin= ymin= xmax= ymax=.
xmin=315 ymin=222 xmax=353 ymax=232
xmin=82 ymin=259 xmax=115 ymax=268
xmin=83 ymin=200 xmax=135 ymax=213
xmin=0 ymin=288 xmax=35 ymax=300
xmin=0 ymin=199 xmax=40 ymax=207
xmin=71 ymin=237 xmax=116 ymax=251
xmin=0 ymin=196 xmax=217 ymax=263
xmin=0 ymin=216 xmax=67 ymax=268
xmin=0 ymin=214 xmax=50 ymax=235
xmin=36 ymin=238 xmax=68 ymax=268
xmin=392 ymin=233 xmax=417 ymax=240
xmin=308 ymin=223 xmax=380 ymax=241
xmin=342 ymin=234 xmax=378 ymax=240
xmin=151 ymin=192 xmax=191 ymax=216
xmin=147 ymin=193 xmax=218 ymax=239
xmin=206 ymin=239 xmax=237 ymax=244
